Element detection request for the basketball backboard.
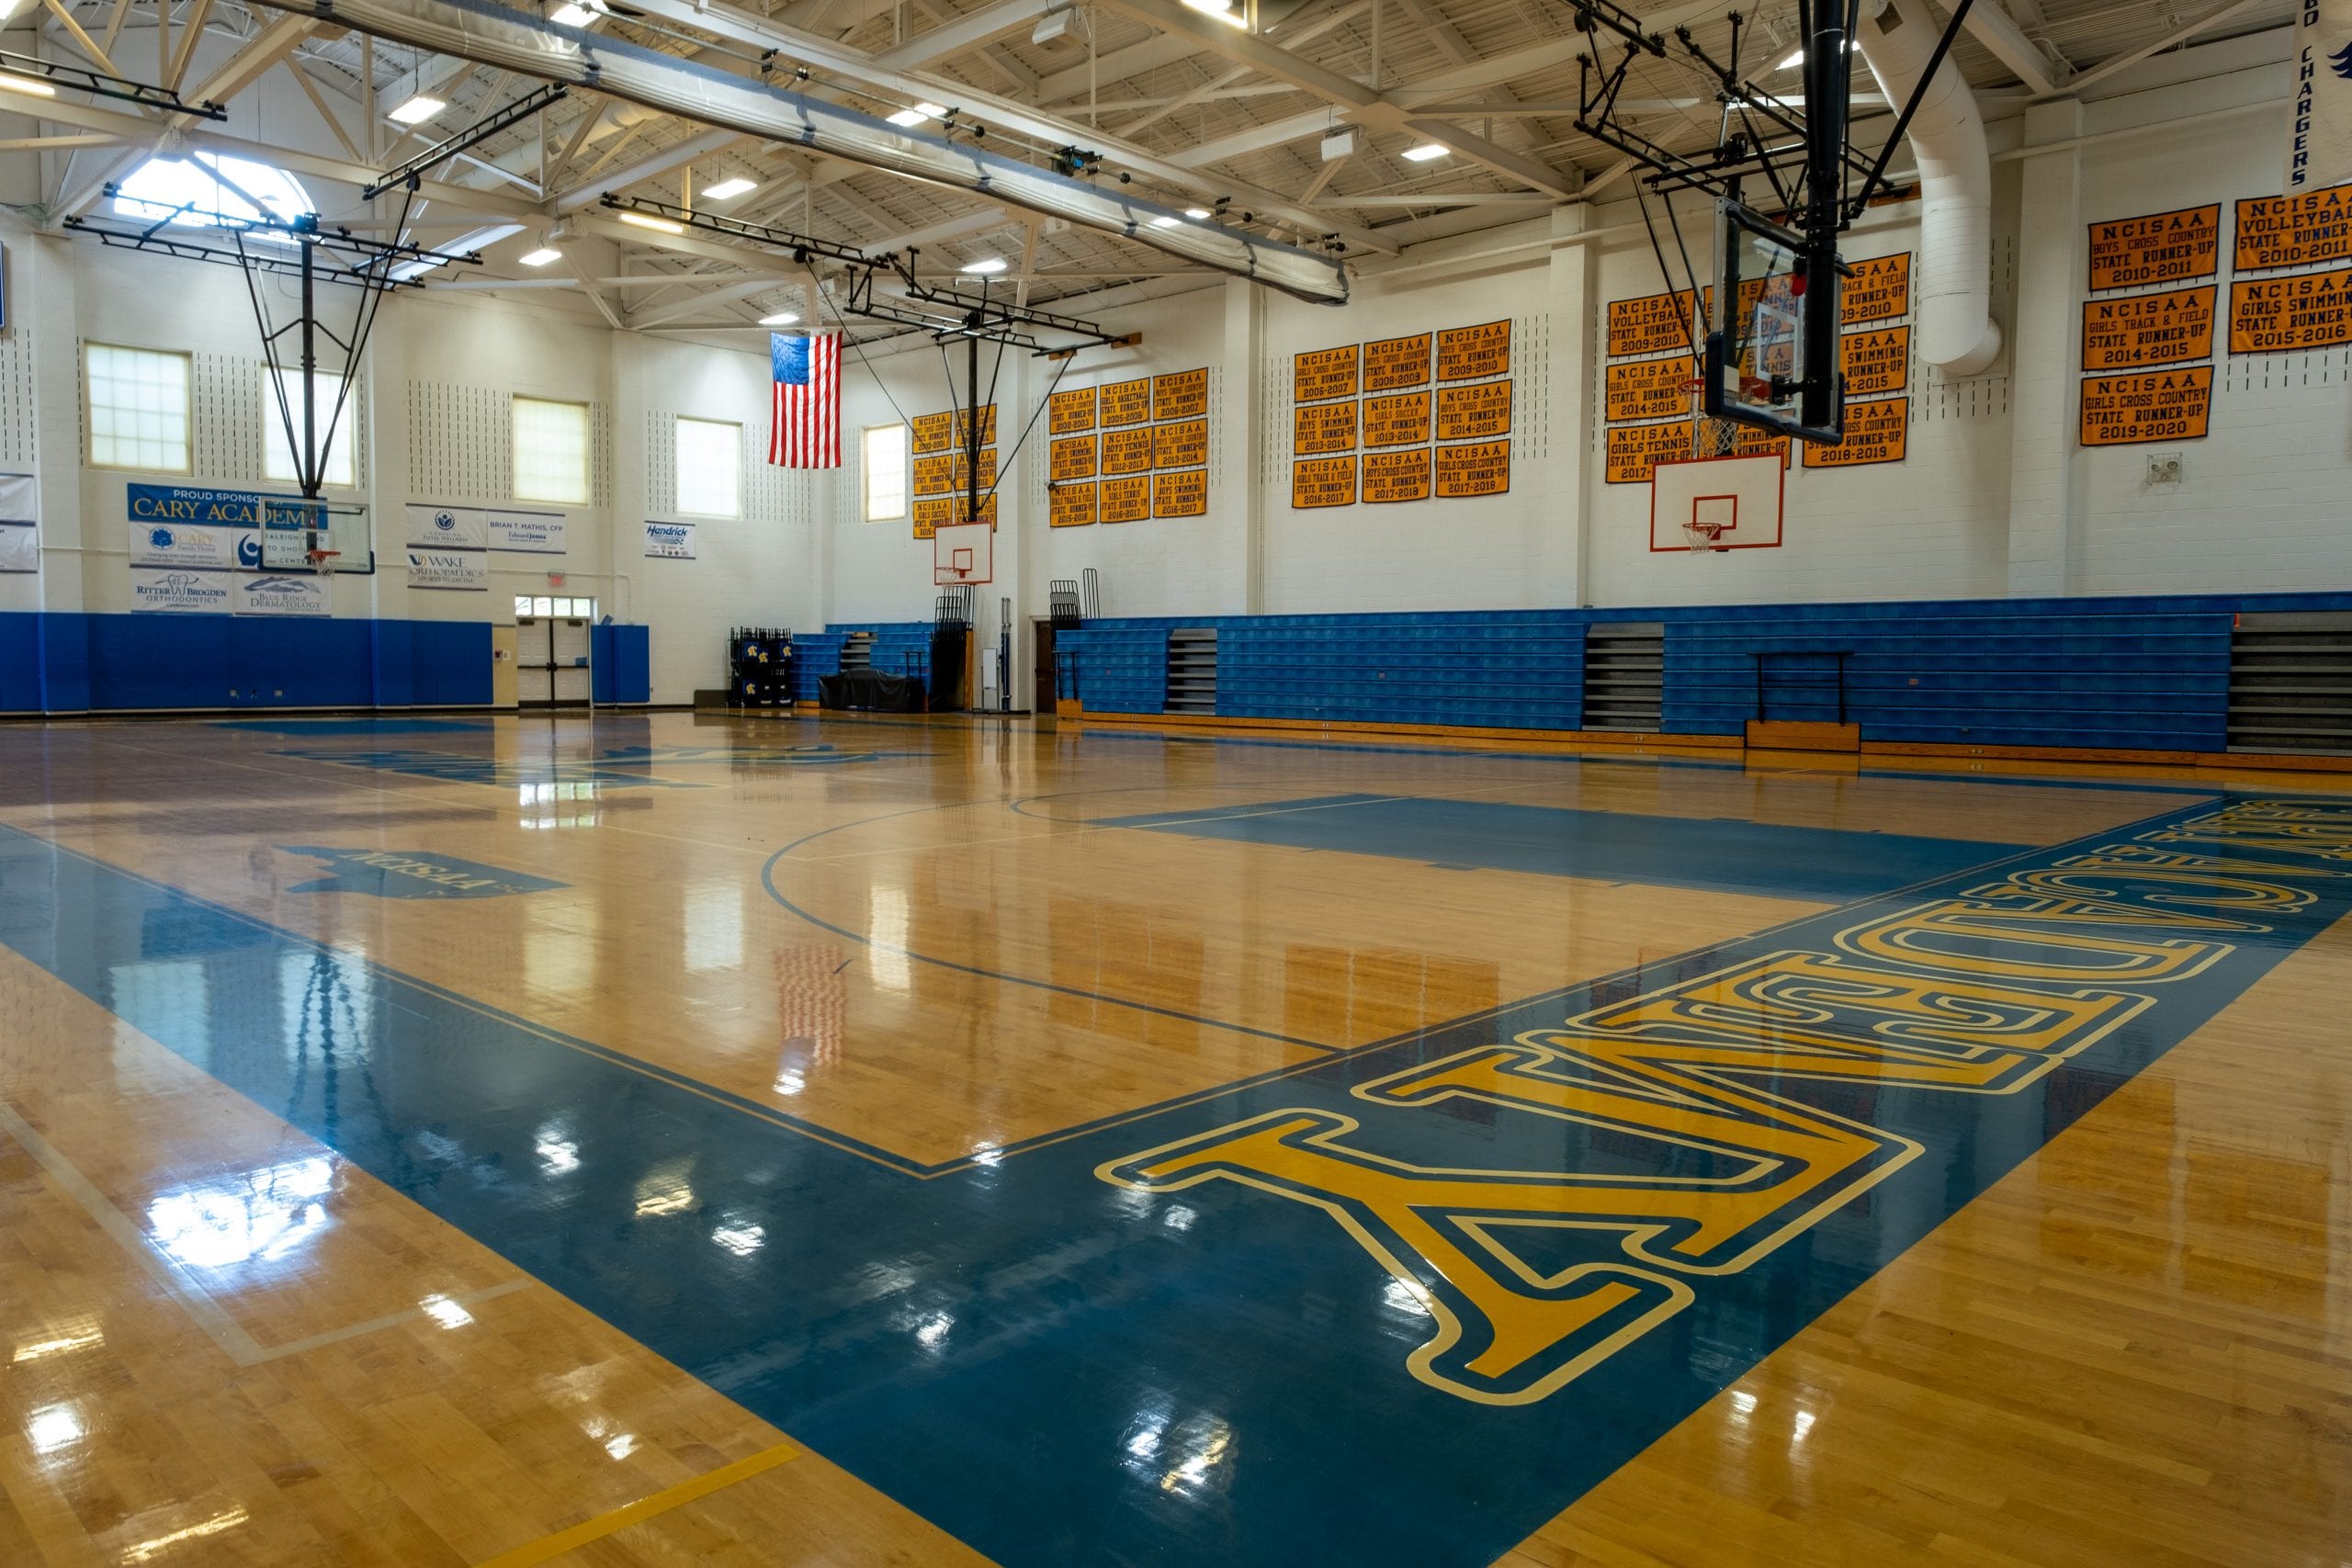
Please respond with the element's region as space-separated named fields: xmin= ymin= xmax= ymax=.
xmin=1706 ymin=200 xmax=1844 ymax=444
xmin=933 ymin=520 xmax=993 ymax=585
xmin=1650 ymin=453 xmax=1785 ymax=553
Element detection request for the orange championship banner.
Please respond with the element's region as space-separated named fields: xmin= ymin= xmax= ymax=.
xmin=1294 ymin=400 xmax=1357 ymax=455
xmin=1101 ymin=425 xmax=1153 ymax=475
xmin=1048 ymin=482 xmax=1097 ymax=528
xmin=1840 ymin=325 xmax=1912 ymax=396
xmin=1607 ymin=290 xmax=1699 ymax=357
xmin=1363 ymin=332 xmax=1432 ymax=391
xmin=1152 ymin=468 xmax=1208 ymax=518
xmin=1153 ymin=418 xmax=1209 ymax=469
xmin=1048 ymin=387 xmax=1097 ymax=434
xmin=1362 ymin=447 xmax=1431 ymax=503
xmin=948 ymin=448 xmax=997 ymax=492
xmin=1840 ymin=253 xmax=1911 ymax=324
xmin=1437 ymin=378 xmax=1512 ymax=440
xmin=1436 ymin=320 xmax=1511 ymax=381
xmin=1100 ymin=474 xmax=1151 ymax=523
xmin=1294 ymin=344 xmax=1359 ymax=403
xmin=910 ymin=412 xmax=954 ymax=455
xmin=1291 ymin=456 xmax=1356 ymax=509
xmin=2079 ymin=366 xmax=2212 ymax=446
xmin=2081 ymin=286 xmax=2217 ymax=370
xmin=1152 ymin=367 xmax=1209 ymax=422
xmin=1433 ymin=439 xmax=1510 ymax=498
xmin=912 ymin=497 xmax=950 ymax=538
xmin=1049 ymin=434 xmax=1097 ymax=482
xmin=1735 ymin=425 xmax=1792 ymax=469
xmin=2234 ymin=185 xmax=2352 ymax=271
xmin=1363 ymin=390 xmax=1431 ymax=448
xmin=1604 ymin=419 xmax=1692 ymax=485
xmin=1605 ymin=357 xmax=1690 ymax=423
xmin=2229 ymin=265 xmax=2352 ymax=354
xmin=911 ymin=453 xmax=953 ymax=496
xmin=1100 ymin=378 xmax=1152 ymax=426
xmin=1801 ymin=397 xmax=1908 ymax=468
xmin=2088 ymin=204 xmax=2221 ymax=291
xmin=952 ymin=404 xmax=998 ymax=446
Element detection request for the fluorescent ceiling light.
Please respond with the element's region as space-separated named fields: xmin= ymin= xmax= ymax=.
xmin=391 ymin=221 xmax=526 ymax=281
xmin=387 ymin=94 xmax=445 ymax=125
xmin=1180 ymin=0 xmax=1248 ymax=25
xmin=1032 ymin=6 xmax=1074 ymax=44
xmin=1777 ymin=41 xmax=1851 ymax=70
xmin=616 ymin=210 xmax=685 ymax=233
xmin=0 ymin=73 xmax=59 ymax=98
xmin=1148 ymin=214 xmax=1180 ymax=228
xmin=759 ymin=311 xmax=799 ymax=325
xmin=1185 ymin=207 xmax=1211 ymax=220
xmin=517 ymin=246 xmax=562 ymax=267
xmin=960 ymin=256 xmax=1006 ymax=275
xmin=1401 ymin=143 xmax=1447 ymax=162
xmin=550 ymin=2 xmax=595 ymax=23
xmin=886 ymin=100 xmax=949 ymax=128
xmin=700 ymin=177 xmax=758 ymax=200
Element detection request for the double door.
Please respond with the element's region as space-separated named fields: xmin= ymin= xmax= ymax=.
xmin=516 ymin=616 xmax=592 ymax=706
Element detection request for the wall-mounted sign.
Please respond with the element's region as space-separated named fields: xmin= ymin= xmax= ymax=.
xmin=1101 ymin=425 xmax=1154 ymax=475
xmin=2080 ymin=286 xmax=2216 ymax=370
xmin=1048 ymin=387 xmax=1097 ymax=434
xmin=1049 ymin=483 xmax=1097 ymax=527
xmin=1363 ymin=332 xmax=1431 ymax=391
xmin=2087 ymin=203 xmax=2221 ymax=290
xmin=2235 ymin=184 xmax=2352 ymax=271
xmin=234 ymin=574 xmax=332 ymax=618
xmin=130 ymin=568 xmax=233 ymax=613
xmin=1151 ymin=367 xmax=1209 ymax=422
xmin=130 ymin=520 xmax=243 ymax=570
xmin=1153 ymin=418 xmax=1208 ymax=469
xmin=1801 ymin=397 xmax=1909 ymax=468
xmin=1050 ymin=435 xmax=1097 ymax=481
xmin=0 ymin=522 xmax=32 ymax=575
xmin=1294 ymin=400 xmax=1357 ymax=455
xmin=1362 ymin=447 xmax=1430 ymax=503
xmin=408 ymin=548 xmax=492 ymax=588
xmin=2079 ymin=366 xmax=2212 ymax=446
xmin=1294 ymin=344 xmax=1359 ymax=403
xmin=1100 ymin=474 xmax=1151 ymax=523
xmin=405 ymin=503 xmax=490 ymax=550
xmin=1436 ymin=320 xmax=1511 ymax=382
xmin=1840 ymin=253 xmax=1912 ymax=323
xmin=952 ymin=404 xmax=998 ymax=446
xmin=912 ymin=497 xmax=951 ymax=538
xmin=2229 ymin=265 xmax=2352 ymax=353
xmin=1434 ymin=439 xmax=1510 ymax=498
xmin=1604 ymin=420 xmax=1692 ymax=485
xmin=641 ymin=522 xmax=696 ymax=559
xmin=912 ymin=454 xmax=953 ymax=496
xmin=949 ymin=447 xmax=998 ymax=492
xmin=1840 ymin=325 xmax=1912 ymax=396
xmin=1291 ymin=456 xmax=1356 ymax=509
xmin=1100 ymin=378 xmax=1152 ymax=426
xmin=1436 ymin=378 xmax=1512 ymax=441
xmin=126 ymin=483 xmax=321 ymax=530
xmin=910 ymin=412 xmax=953 ymax=455
xmin=1152 ymin=468 xmax=1208 ymax=517
xmin=489 ymin=509 xmax=565 ymax=553
xmin=1363 ymin=390 xmax=1430 ymax=448
xmin=1607 ymin=290 xmax=1700 ymax=357
xmin=1604 ymin=357 xmax=1690 ymax=423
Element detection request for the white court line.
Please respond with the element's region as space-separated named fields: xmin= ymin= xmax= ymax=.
xmin=0 ymin=1096 xmax=531 ymax=1367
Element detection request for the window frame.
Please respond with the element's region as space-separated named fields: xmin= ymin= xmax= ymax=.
xmin=673 ymin=414 xmax=743 ymax=520
xmin=862 ymin=422 xmax=909 ymax=524
xmin=512 ymin=394 xmax=593 ymax=506
xmin=84 ymin=342 xmax=194 ymax=476
xmin=261 ymin=366 xmax=358 ymax=489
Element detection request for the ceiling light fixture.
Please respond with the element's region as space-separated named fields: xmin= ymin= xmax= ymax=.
xmin=616 ymin=210 xmax=685 ymax=234
xmin=758 ymin=311 xmax=800 ymax=325
xmin=1777 ymin=41 xmax=1851 ymax=70
xmin=1401 ymin=142 xmax=1447 ymax=162
xmin=550 ymin=2 xmax=596 ymax=23
xmin=700 ymin=177 xmax=758 ymax=200
xmin=1185 ymin=207 xmax=1211 ymax=220
xmin=1148 ymin=214 xmax=1180 ymax=228
xmin=387 ymin=94 xmax=445 ymax=125
xmin=1032 ymin=5 xmax=1075 ymax=44
xmin=1319 ymin=127 xmax=1358 ymax=162
xmin=0 ymin=73 xmax=60 ymax=98
xmin=959 ymin=256 xmax=1007 ymax=275
xmin=517 ymin=246 xmax=563 ymax=267
xmin=886 ymin=100 xmax=948 ymax=128
xmin=1180 ymin=0 xmax=1249 ymax=26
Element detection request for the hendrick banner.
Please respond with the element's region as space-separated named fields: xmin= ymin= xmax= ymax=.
xmin=2290 ymin=0 xmax=2352 ymax=195
xmin=233 ymin=574 xmax=332 ymax=618
xmin=406 ymin=549 xmax=489 ymax=591
xmin=643 ymin=521 xmax=697 ymax=559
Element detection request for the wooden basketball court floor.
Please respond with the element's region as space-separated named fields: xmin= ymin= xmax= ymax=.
xmin=1 ymin=709 xmax=2346 ymax=1567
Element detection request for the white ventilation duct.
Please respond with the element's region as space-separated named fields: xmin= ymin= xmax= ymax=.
xmin=1855 ymin=0 xmax=2003 ymax=376
xmin=247 ymin=0 xmax=1350 ymax=303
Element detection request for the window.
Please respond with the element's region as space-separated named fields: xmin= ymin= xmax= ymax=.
xmin=111 ymin=152 xmax=313 ymax=231
xmin=514 ymin=397 xmax=591 ymax=504
xmin=514 ymin=596 xmax=597 ymax=618
xmin=85 ymin=344 xmax=192 ymax=474
xmin=673 ymin=417 xmax=741 ymax=518
xmin=262 ymin=368 xmax=356 ymax=488
xmin=863 ymin=423 xmax=908 ymax=522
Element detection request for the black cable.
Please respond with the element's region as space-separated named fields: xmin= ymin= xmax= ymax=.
xmin=983 ymin=355 xmax=1071 ymax=507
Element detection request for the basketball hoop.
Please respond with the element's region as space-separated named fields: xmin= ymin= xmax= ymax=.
xmin=1682 ymin=522 xmax=1729 ymax=554
xmin=307 ymin=548 xmax=341 ymax=576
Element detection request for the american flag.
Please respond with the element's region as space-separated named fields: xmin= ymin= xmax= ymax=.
xmin=768 ymin=332 xmax=841 ymax=468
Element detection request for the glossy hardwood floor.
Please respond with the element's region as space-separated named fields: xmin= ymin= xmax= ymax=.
xmin=0 ymin=710 xmax=2344 ymax=1566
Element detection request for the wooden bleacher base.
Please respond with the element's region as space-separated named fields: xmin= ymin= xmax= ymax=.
xmin=1745 ymin=719 xmax=1861 ymax=753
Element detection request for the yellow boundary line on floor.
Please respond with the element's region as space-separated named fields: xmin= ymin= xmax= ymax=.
xmin=473 ymin=1442 xmax=803 ymax=1567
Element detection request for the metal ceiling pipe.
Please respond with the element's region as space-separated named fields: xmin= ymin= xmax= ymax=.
xmin=246 ymin=0 xmax=1350 ymax=303
xmin=1856 ymin=0 xmax=2005 ymax=376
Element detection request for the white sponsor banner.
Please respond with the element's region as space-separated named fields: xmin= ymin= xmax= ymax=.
xmin=0 ymin=523 xmax=32 ymax=574
xmin=130 ymin=519 xmax=249 ymax=570
xmin=405 ymin=502 xmax=491 ymax=550
xmin=0 ymin=471 xmax=33 ymax=525
xmin=234 ymin=574 xmax=332 ymax=618
xmin=407 ymin=549 xmax=489 ymax=591
xmin=490 ymin=509 xmax=566 ymax=554
xmin=130 ymin=569 xmax=234 ymax=614
xmin=2291 ymin=0 xmax=2352 ymax=193
xmin=644 ymin=520 xmax=696 ymax=559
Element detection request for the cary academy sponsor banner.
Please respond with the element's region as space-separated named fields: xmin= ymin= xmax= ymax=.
xmin=644 ymin=521 xmax=697 ymax=559
xmin=127 ymin=483 xmax=322 ymax=531
xmin=2290 ymin=0 xmax=2352 ymax=195
xmin=233 ymin=574 xmax=332 ymax=618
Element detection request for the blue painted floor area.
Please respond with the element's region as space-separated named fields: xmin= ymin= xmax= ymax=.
xmin=214 ymin=717 xmax=491 ymax=735
xmin=1097 ymin=793 xmax=2030 ymax=902
xmin=1 ymin=794 xmax=2341 ymax=1567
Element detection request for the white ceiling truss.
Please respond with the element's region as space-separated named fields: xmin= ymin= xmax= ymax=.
xmin=0 ymin=0 xmax=2301 ymax=336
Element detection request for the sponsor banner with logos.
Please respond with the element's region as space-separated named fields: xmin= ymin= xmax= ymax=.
xmin=127 ymin=483 xmax=322 ymax=531
xmin=405 ymin=503 xmax=491 ymax=550
xmin=0 ymin=471 xmax=32 ymax=526
xmin=0 ymin=523 xmax=31 ymax=574
xmin=130 ymin=569 xmax=235 ymax=614
xmin=2290 ymin=0 xmax=2352 ymax=195
xmin=130 ymin=520 xmax=249 ymax=570
xmin=490 ymin=509 xmax=567 ymax=553
xmin=644 ymin=521 xmax=697 ymax=559
xmin=234 ymin=574 xmax=332 ymax=617
xmin=406 ymin=549 xmax=489 ymax=591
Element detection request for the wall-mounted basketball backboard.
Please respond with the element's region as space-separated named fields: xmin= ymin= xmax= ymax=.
xmin=1650 ymin=453 xmax=1785 ymax=554
xmin=1706 ymin=201 xmax=1844 ymax=445
xmin=933 ymin=520 xmax=994 ymax=586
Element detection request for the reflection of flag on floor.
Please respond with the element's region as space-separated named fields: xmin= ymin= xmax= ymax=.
xmin=775 ymin=944 xmax=846 ymax=1072
xmin=769 ymin=332 xmax=841 ymax=468
xmin=2290 ymin=1 xmax=2352 ymax=192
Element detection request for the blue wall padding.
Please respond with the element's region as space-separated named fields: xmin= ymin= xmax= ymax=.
xmin=0 ymin=613 xmax=496 ymax=713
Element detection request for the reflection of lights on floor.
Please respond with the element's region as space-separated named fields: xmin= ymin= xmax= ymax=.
xmin=773 ymin=1067 xmax=805 ymax=1096
xmin=146 ymin=1156 xmax=334 ymax=1269
xmin=914 ymin=1312 xmax=954 ymax=1349
xmin=711 ymin=1222 xmax=765 ymax=1257
xmin=633 ymin=1164 xmax=696 ymax=1216
xmin=519 ymin=779 xmax=601 ymax=829
xmin=605 ymin=1432 xmax=638 ymax=1461
xmin=28 ymin=1404 xmax=84 ymax=1455
xmin=535 ymin=1126 xmax=581 ymax=1174
xmin=1381 ymin=1276 xmax=1433 ymax=1318
xmin=419 ymin=1294 xmax=475 ymax=1330
xmin=123 ymin=1506 xmax=251 ymax=1563
xmin=13 ymin=1318 xmax=103 ymax=1362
